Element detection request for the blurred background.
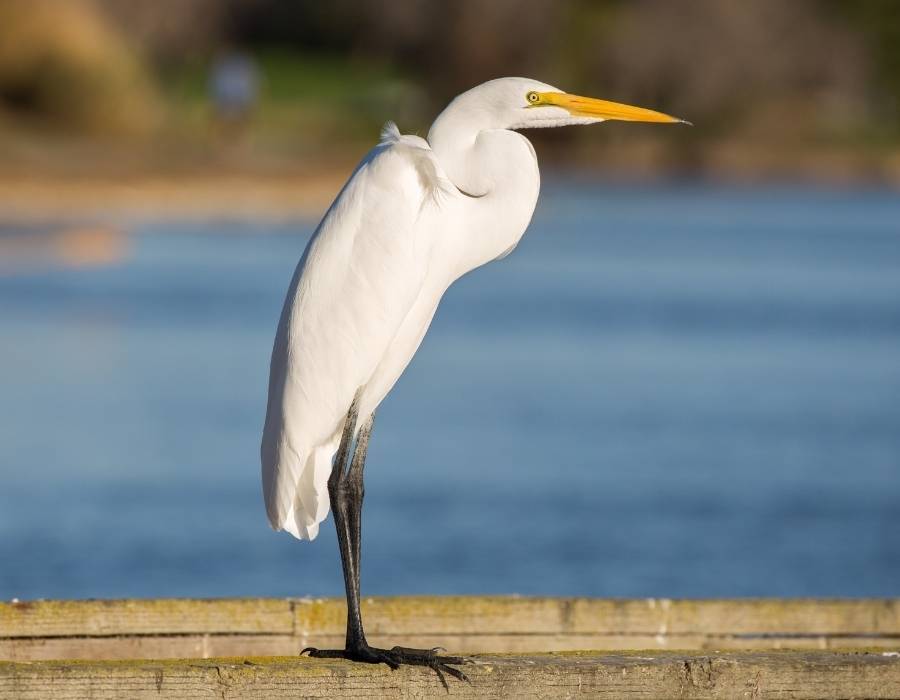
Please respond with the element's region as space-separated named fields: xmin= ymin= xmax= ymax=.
xmin=0 ymin=0 xmax=898 ymax=600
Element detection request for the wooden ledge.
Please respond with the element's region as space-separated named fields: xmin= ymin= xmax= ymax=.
xmin=3 ymin=599 xmax=900 ymax=697
xmin=3 ymin=650 xmax=900 ymax=699
xmin=3 ymin=597 xmax=900 ymax=661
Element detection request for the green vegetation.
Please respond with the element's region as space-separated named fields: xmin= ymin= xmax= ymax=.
xmin=156 ymin=51 xmax=417 ymax=157
xmin=1 ymin=0 xmax=899 ymax=182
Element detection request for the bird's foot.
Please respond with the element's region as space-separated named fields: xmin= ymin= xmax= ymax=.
xmin=302 ymin=644 xmax=470 ymax=688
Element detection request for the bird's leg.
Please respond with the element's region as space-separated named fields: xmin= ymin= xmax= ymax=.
xmin=302 ymin=390 xmax=470 ymax=686
xmin=336 ymin=409 xmax=373 ymax=652
xmin=344 ymin=410 xmax=373 ymax=645
xmin=325 ymin=389 xmax=372 ymax=654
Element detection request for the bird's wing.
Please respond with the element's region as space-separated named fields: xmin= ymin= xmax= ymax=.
xmin=261 ymin=123 xmax=448 ymax=538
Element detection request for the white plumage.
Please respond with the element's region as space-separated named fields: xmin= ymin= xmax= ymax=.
xmin=261 ymin=77 xmax=685 ymax=540
xmin=261 ymin=123 xmax=451 ymax=539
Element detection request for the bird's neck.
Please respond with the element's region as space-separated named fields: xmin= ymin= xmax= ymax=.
xmin=428 ymin=110 xmax=541 ymax=275
xmin=428 ymin=106 xmax=535 ymax=198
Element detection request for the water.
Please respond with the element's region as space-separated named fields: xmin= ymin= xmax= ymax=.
xmin=1 ymin=182 xmax=898 ymax=600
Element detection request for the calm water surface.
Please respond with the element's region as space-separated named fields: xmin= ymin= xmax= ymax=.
xmin=1 ymin=182 xmax=898 ymax=600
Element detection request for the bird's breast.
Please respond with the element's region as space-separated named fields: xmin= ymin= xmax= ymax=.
xmin=440 ymin=176 xmax=540 ymax=280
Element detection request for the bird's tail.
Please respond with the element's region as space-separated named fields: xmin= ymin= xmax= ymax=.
xmin=264 ymin=440 xmax=335 ymax=541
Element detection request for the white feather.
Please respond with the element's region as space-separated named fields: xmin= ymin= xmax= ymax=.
xmin=261 ymin=78 xmax=603 ymax=540
xmin=261 ymin=134 xmax=442 ymax=538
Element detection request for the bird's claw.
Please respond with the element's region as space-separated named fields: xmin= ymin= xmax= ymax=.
xmin=389 ymin=645 xmax=471 ymax=687
xmin=301 ymin=644 xmax=470 ymax=688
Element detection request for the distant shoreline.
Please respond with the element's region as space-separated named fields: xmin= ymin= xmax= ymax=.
xmin=0 ymin=171 xmax=348 ymax=223
xmin=1 ymin=157 xmax=897 ymax=224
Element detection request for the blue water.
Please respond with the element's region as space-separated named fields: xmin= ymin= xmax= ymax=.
xmin=1 ymin=182 xmax=899 ymax=601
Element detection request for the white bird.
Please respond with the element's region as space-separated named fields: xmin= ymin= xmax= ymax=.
xmin=261 ymin=77 xmax=686 ymax=680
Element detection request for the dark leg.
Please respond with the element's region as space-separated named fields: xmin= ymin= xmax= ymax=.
xmin=344 ymin=410 xmax=372 ymax=644
xmin=302 ymin=390 xmax=469 ymax=686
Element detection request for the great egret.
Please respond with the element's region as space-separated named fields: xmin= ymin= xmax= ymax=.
xmin=261 ymin=77 xmax=686 ymax=681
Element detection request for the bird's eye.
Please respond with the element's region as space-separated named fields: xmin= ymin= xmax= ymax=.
xmin=527 ymin=91 xmax=540 ymax=104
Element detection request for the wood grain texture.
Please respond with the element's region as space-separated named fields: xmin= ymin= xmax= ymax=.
xmin=3 ymin=651 xmax=900 ymax=699
xmin=4 ymin=632 xmax=896 ymax=663
xmin=2 ymin=598 xmax=899 ymax=662
xmin=5 ymin=597 xmax=900 ymax=637
xmin=0 ymin=598 xmax=293 ymax=637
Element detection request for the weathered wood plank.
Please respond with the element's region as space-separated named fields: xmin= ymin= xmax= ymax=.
xmin=5 ymin=597 xmax=898 ymax=639
xmin=3 ymin=631 xmax=898 ymax=663
xmin=0 ymin=598 xmax=293 ymax=637
xmin=294 ymin=596 xmax=570 ymax=636
xmin=570 ymin=598 xmax=900 ymax=636
xmin=0 ymin=635 xmax=297 ymax=662
xmin=3 ymin=651 xmax=900 ymax=699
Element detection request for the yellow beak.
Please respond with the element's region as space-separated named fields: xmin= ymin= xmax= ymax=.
xmin=539 ymin=92 xmax=690 ymax=125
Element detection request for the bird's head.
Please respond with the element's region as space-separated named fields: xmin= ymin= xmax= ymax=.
xmin=428 ymin=77 xmax=689 ymax=196
xmin=443 ymin=77 xmax=690 ymax=131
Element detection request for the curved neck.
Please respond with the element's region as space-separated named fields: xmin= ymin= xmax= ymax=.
xmin=428 ymin=108 xmax=541 ymax=277
xmin=428 ymin=99 xmax=515 ymax=197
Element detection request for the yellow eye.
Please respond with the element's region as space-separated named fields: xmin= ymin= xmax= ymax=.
xmin=527 ymin=91 xmax=540 ymax=104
